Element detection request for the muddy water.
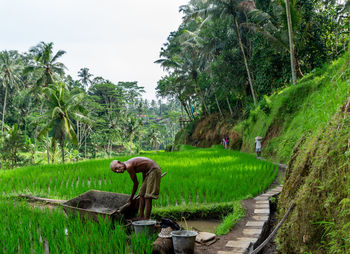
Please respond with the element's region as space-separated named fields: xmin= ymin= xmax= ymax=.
xmin=86 ymin=206 xmax=114 ymax=214
xmin=177 ymin=220 xmax=220 ymax=233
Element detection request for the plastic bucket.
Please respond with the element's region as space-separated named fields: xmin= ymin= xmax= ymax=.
xmin=170 ymin=230 xmax=198 ymax=254
xmin=132 ymin=220 xmax=156 ymax=235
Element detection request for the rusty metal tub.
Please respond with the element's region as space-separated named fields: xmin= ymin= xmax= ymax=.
xmin=62 ymin=190 xmax=139 ymax=221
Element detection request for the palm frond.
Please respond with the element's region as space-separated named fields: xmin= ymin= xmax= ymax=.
xmin=51 ymin=50 xmax=66 ymax=63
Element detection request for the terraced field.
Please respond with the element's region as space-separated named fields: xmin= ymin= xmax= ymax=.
xmin=0 ymin=146 xmax=277 ymax=253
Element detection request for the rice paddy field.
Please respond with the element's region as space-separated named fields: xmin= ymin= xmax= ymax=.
xmin=0 ymin=146 xmax=277 ymax=253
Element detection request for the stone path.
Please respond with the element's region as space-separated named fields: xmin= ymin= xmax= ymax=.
xmin=217 ymin=185 xmax=283 ymax=254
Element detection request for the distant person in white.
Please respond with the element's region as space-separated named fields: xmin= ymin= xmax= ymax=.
xmin=255 ymin=136 xmax=262 ymax=157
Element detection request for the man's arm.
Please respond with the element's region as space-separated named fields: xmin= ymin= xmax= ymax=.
xmin=127 ymin=170 xmax=139 ymax=202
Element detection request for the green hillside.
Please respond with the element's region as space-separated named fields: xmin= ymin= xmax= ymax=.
xmin=239 ymin=51 xmax=350 ymax=253
xmin=175 ymin=51 xmax=350 ymax=253
xmin=239 ymin=50 xmax=350 ymax=163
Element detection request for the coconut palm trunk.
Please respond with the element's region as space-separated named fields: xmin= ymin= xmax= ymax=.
xmin=194 ymin=77 xmax=209 ymax=115
xmin=215 ymin=94 xmax=224 ymax=118
xmin=226 ymin=96 xmax=234 ymax=116
xmin=179 ymin=99 xmax=193 ymax=120
xmin=60 ymin=139 xmax=65 ymax=163
xmin=285 ymin=0 xmax=297 ymax=84
xmin=234 ymin=17 xmax=257 ymax=106
xmin=1 ymin=85 xmax=8 ymax=132
xmin=46 ymin=132 xmax=50 ymax=164
xmin=84 ymin=125 xmax=87 ymax=159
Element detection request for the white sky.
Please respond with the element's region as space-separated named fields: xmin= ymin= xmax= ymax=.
xmin=0 ymin=0 xmax=189 ymax=101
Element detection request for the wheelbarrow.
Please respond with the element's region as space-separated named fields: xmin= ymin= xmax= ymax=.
xmin=20 ymin=172 xmax=167 ymax=223
xmin=20 ymin=190 xmax=139 ymax=222
xmin=62 ymin=189 xmax=140 ymax=222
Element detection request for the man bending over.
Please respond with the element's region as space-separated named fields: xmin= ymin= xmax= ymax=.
xmin=110 ymin=157 xmax=161 ymax=220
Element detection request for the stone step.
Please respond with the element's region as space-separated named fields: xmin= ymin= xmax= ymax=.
xmin=252 ymin=215 xmax=269 ymax=221
xmin=246 ymin=221 xmax=265 ymax=227
xmin=256 ymin=200 xmax=269 ymax=204
xmin=255 ymin=204 xmax=269 ymax=209
xmin=265 ymin=191 xmax=280 ymax=195
xmin=226 ymin=240 xmax=251 ymax=248
xmin=243 ymin=228 xmax=262 ymax=236
xmin=237 ymin=237 xmax=258 ymax=244
xmin=254 ymin=209 xmax=270 ymax=214
xmin=217 ymin=251 xmax=243 ymax=254
xmin=254 ymin=196 xmax=269 ymax=201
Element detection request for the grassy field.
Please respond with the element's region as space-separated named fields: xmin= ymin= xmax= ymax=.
xmin=0 ymin=146 xmax=277 ymax=206
xmin=0 ymin=201 xmax=156 ymax=254
xmin=0 ymin=146 xmax=277 ymax=253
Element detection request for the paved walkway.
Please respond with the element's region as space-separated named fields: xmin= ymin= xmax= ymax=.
xmin=217 ymin=185 xmax=283 ymax=254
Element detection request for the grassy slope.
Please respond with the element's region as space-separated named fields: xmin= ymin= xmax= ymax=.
xmin=277 ymin=94 xmax=350 ymax=253
xmin=172 ymin=52 xmax=349 ymax=251
xmin=239 ymin=51 xmax=350 ymax=253
xmin=239 ymin=51 xmax=350 ymax=163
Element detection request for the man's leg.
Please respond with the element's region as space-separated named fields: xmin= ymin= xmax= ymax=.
xmin=139 ymin=196 xmax=145 ymax=219
xmin=144 ymin=198 xmax=153 ymax=220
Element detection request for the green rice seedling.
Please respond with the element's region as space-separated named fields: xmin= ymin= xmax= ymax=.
xmin=130 ymin=230 xmax=157 ymax=254
xmin=1 ymin=145 xmax=278 ymax=250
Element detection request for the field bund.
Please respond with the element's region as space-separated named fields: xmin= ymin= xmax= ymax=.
xmin=0 ymin=146 xmax=277 ymax=253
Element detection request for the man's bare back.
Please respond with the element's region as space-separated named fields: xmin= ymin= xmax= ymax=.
xmin=110 ymin=157 xmax=162 ymax=220
xmin=125 ymin=157 xmax=160 ymax=174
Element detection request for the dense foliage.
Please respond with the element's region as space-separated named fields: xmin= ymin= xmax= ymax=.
xmin=156 ymin=0 xmax=349 ymax=120
xmin=0 ymin=43 xmax=181 ymax=168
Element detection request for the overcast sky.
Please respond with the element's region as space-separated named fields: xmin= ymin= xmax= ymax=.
xmin=0 ymin=0 xmax=189 ymax=101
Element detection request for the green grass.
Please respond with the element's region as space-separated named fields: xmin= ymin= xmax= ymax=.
xmin=0 ymin=200 xmax=156 ymax=254
xmin=0 ymin=146 xmax=277 ymax=253
xmin=240 ymin=50 xmax=350 ymax=163
xmin=0 ymin=146 xmax=277 ymax=207
xmin=215 ymin=201 xmax=245 ymax=235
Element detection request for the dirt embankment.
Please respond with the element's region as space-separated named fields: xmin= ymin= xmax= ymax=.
xmin=276 ymin=97 xmax=350 ymax=253
xmin=175 ymin=114 xmax=242 ymax=150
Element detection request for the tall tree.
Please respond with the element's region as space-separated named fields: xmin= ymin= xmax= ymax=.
xmin=26 ymin=42 xmax=67 ymax=89
xmin=40 ymin=83 xmax=87 ymax=163
xmin=180 ymin=0 xmax=257 ymax=105
xmin=78 ymin=67 xmax=93 ymax=91
xmin=0 ymin=124 xmax=27 ymax=168
xmin=181 ymin=0 xmax=258 ymax=106
xmin=285 ymin=0 xmax=297 ymax=84
xmin=0 ymin=51 xmax=22 ymax=132
xmin=25 ymin=42 xmax=67 ymax=163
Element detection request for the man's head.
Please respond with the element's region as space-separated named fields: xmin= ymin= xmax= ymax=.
xmin=110 ymin=160 xmax=126 ymax=173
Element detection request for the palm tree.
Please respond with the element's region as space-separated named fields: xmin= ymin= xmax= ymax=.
xmin=123 ymin=115 xmax=142 ymax=154
xmin=182 ymin=0 xmax=258 ymax=106
xmin=0 ymin=51 xmax=22 ymax=132
xmin=26 ymin=42 xmax=67 ymax=89
xmin=78 ymin=67 xmax=93 ymax=91
xmin=156 ymin=31 xmax=210 ymax=115
xmin=40 ymin=83 xmax=87 ymax=163
xmin=149 ymin=129 xmax=161 ymax=151
xmin=25 ymin=42 xmax=67 ymax=163
xmin=285 ymin=0 xmax=297 ymax=84
xmin=244 ymin=1 xmax=304 ymax=79
xmin=0 ymin=124 xmax=27 ymax=168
